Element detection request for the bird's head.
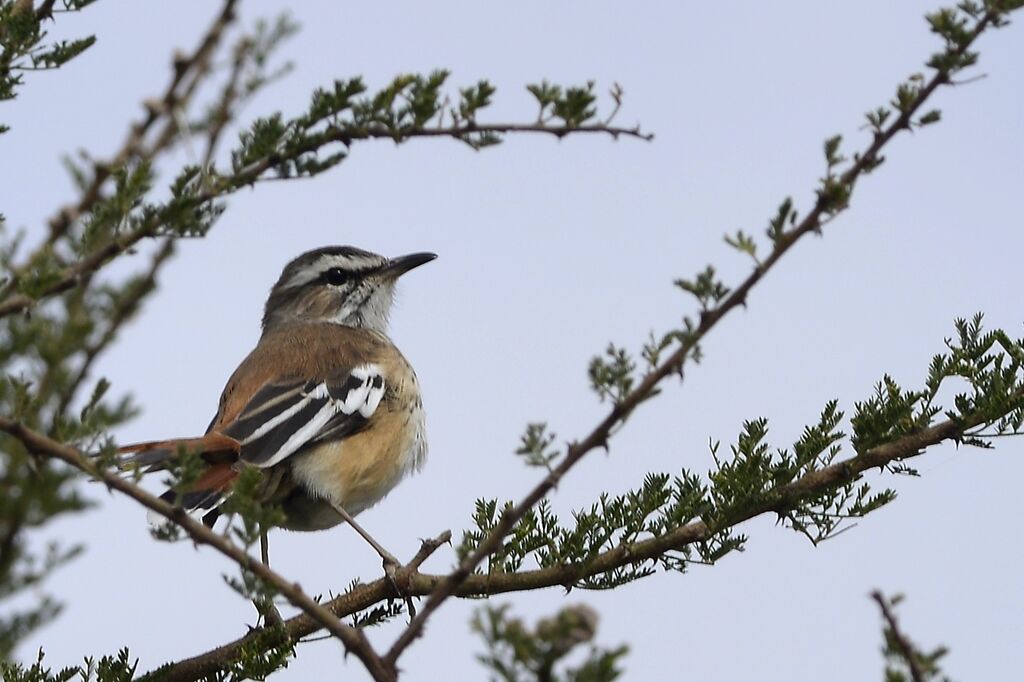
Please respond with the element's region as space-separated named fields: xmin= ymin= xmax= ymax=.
xmin=261 ymin=246 xmax=436 ymax=334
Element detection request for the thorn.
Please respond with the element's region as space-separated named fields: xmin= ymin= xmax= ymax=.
xmin=172 ymin=49 xmax=190 ymax=74
xmin=143 ymin=98 xmax=164 ymax=117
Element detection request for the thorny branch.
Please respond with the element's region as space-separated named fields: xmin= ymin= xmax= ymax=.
xmin=116 ymin=405 xmax=1001 ymax=682
xmin=381 ymin=6 xmax=1006 ymax=666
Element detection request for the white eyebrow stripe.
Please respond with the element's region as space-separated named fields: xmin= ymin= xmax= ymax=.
xmin=282 ymin=254 xmax=384 ymax=289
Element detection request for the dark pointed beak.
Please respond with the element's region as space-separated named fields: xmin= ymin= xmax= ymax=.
xmin=381 ymin=252 xmax=437 ymax=279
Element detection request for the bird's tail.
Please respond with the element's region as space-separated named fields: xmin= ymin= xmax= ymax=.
xmin=116 ymin=433 xmax=242 ymax=528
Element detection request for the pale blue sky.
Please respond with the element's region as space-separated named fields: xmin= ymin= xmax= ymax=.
xmin=3 ymin=1 xmax=1022 ymax=680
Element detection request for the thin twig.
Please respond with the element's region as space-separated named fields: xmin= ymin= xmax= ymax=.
xmin=0 ymin=419 xmax=394 ymax=682
xmin=201 ymin=35 xmax=250 ymax=168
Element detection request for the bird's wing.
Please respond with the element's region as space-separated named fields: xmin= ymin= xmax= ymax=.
xmin=220 ymin=363 xmax=386 ymax=468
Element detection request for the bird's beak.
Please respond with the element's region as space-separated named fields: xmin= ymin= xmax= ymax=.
xmin=381 ymin=252 xmax=437 ymax=279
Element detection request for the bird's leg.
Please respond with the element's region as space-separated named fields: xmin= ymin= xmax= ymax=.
xmin=254 ymin=526 xmax=283 ymax=627
xmin=328 ymin=502 xmax=400 ymax=570
xmin=260 ymin=528 xmax=271 ymax=566
xmin=328 ymin=502 xmax=419 ymax=616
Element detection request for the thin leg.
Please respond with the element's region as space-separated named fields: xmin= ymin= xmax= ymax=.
xmin=328 ymin=502 xmax=400 ymax=568
xmin=260 ymin=528 xmax=271 ymax=566
xmin=329 ymin=502 xmax=418 ymax=616
xmin=255 ymin=526 xmax=282 ymax=627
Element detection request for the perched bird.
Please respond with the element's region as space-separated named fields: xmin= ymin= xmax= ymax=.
xmin=120 ymin=246 xmax=435 ymax=565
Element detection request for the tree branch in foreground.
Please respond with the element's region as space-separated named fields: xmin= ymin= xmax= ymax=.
xmin=127 ymin=399 xmax=1008 ymax=682
xmin=381 ymin=4 xmax=1013 ymax=666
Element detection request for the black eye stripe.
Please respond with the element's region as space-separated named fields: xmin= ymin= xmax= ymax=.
xmin=319 ymin=266 xmax=378 ymax=286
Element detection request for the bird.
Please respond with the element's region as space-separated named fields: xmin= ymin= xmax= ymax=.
xmin=118 ymin=245 xmax=435 ymax=569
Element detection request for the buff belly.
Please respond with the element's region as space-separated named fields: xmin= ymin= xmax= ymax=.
xmin=281 ymin=403 xmax=425 ymax=532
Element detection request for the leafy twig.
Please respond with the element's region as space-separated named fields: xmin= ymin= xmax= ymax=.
xmin=133 ymin=401 xmax=1005 ymax=682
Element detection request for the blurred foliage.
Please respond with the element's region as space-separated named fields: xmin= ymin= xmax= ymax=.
xmin=473 ymin=604 xmax=627 ymax=682
xmin=874 ymin=592 xmax=952 ymax=682
xmin=0 ymin=648 xmax=137 ymax=682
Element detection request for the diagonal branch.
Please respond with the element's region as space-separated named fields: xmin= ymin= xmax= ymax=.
xmin=0 ymin=419 xmax=394 ymax=682
xmin=381 ymin=7 xmax=1005 ymax=667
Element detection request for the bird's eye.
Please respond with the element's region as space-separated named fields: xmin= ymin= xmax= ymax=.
xmin=322 ymin=267 xmax=350 ymax=286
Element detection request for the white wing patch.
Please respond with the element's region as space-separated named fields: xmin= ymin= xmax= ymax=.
xmin=348 ymin=364 xmax=385 ymax=417
xmin=238 ymin=364 xmax=385 ymax=468
xmin=262 ymin=400 xmax=343 ymax=467
xmin=244 ymin=383 xmax=330 ymax=444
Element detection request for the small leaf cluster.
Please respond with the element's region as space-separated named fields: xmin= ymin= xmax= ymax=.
xmin=587 ymin=345 xmax=635 ymax=405
xmin=516 ymin=422 xmax=560 ymax=471
xmin=473 ymin=604 xmax=627 ymax=682
xmin=854 ymin=314 xmax=1024 ymax=453
xmin=346 ymin=594 xmax=406 ymax=630
xmin=214 ymin=466 xmax=286 ymax=610
xmin=674 ymin=266 xmax=730 ymax=312
xmin=527 ymin=80 xmax=599 ymax=128
xmin=218 ymin=627 xmax=294 ymax=682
